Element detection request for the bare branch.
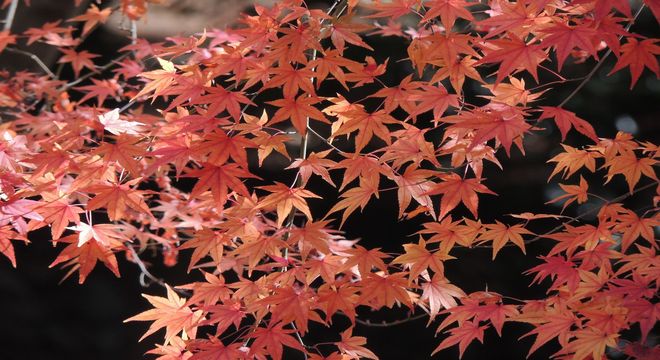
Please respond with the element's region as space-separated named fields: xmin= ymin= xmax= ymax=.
xmin=355 ymin=313 xmax=427 ymax=327
xmin=5 ymin=47 xmax=56 ymax=78
xmin=3 ymin=0 xmax=18 ymax=31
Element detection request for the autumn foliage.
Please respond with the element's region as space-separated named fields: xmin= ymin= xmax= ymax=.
xmin=1 ymin=0 xmax=659 ymax=359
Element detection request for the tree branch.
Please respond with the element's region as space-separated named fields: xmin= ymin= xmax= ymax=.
xmin=2 ymin=0 xmax=18 ymax=31
xmin=5 ymin=47 xmax=57 ymax=78
xmin=355 ymin=313 xmax=427 ymax=327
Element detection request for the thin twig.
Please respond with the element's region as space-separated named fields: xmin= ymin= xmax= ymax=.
xmin=355 ymin=313 xmax=427 ymax=327
xmin=3 ymin=0 xmax=18 ymax=31
xmin=127 ymin=245 xmax=190 ymax=296
xmin=5 ymin=47 xmax=56 ymax=78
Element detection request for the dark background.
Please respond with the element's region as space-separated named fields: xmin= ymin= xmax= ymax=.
xmin=0 ymin=1 xmax=658 ymax=359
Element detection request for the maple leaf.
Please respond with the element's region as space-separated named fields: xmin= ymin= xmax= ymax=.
xmin=614 ymin=209 xmax=659 ymax=252
xmin=478 ymin=221 xmax=533 ymax=259
xmin=68 ymin=4 xmax=112 ymax=36
xmin=336 ymin=327 xmax=378 ymax=360
xmin=603 ymin=151 xmax=657 ymax=193
xmin=57 ymin=48 xmax=99 ymax=77
xmin=49 ymin=231 xmax=124 ymax=284
xmin=287 ymin=150 xmax=336 ymax=186
xmin=309 ymin=49 xmax=360 ymax=89
xmin=134 ymin=58 xmax=178 ymax=100
xmin=391 ymin=166 xmax=437 ymax=219
xmin=424 ymin=173 xmax=496 ymax=219
xmin=482 ymin=77 xmax=544 ymax=107
xmin=344 ymin=56 xmax=388 ymax=86
xmin=478 ymin=1 xmax=547 ymax=38
xmin=329 ymin=17 xmax=374 ymax=54
xmin=146 ymin=336 xmax=192 ymax=360
xmin=202 ymin=301 xmax=245 ymax=336
xmin=444 ymin=103 xmax=531 ymax=156
xmin=187 ymin=338 xmax=245 ymax=360
xmin=518 ymin=310 xmax=576 ymax=357
xmin=262 ymin=62 xmax=316 ymax=98
xmin=98 ymin=108 xmax=146 ymax=136
xmin=433 ymin=319 xmax=487 ymax=358
xmin=126 ymin=285 xmax=204 ymax=344
xmin=76 ymin=79 xmax=121 ymax=106
xmin=409 ymin=84 xmax=460 ymax=123
xmin=393 ymin=238 xmax=453 ymax=280
xmin=317 ymin=283 xmax=359 ymax=324
xmin=0 ymin=225 xmax=23 ymax=267
xmin=369 ymin=74 xmax=422 ymax=115
xmin=0 ymin=30 xmax=16 ymax=54
xmin=429 ymin=56 xmax=484 ymax=93
xmin=342 ymin=245 xmax=389 ymax=278
xmin=547 ymin=144 xmax=597 ymax=180
xmin=326 ymin=178 xmax=379 ymax=227
xmin=35 ymin=199 xmax=83 ymax=240
xmin=334 ymin=154 xmax=384 ymax=191
xmin=194 ymin=86 xmax=254 ymax=122
xmin=477 ymin=35 xmax=546 ymax=85
xmin=288 ymin=220 xmax=338 ymax=259
xmin=418 ymin=216 xmax=477 ymax=250
xmin=23 ymin=21 xmax=71 ymax=45
xmin=547 ymin=175 xmax=589 ymax=212
xmin=253 ymin=131 xmax=291 ymax=166
xmin=145 ymin=135 xmax=194 ymax=176
xmin=332 ymin=107 xmax=398 ymax=152
xmin=540 ymin=22 xmax=599 ymax=71
xmin=267 ymin=95 xmax=330 ymax=135
xmin=184 ymin=162 xmax=259 ymax=206
xmin=539 ymin=106 xmax=598 ymax=142
xmin=247 ymin=322 xmax=305 ymax=360
xmin=364 ymin=0 xmax=418 ymax=19
xmin=178 ymin=229 xmax=228 ymax=272
xmin=554 ymin=328 xmax=618 ymax=360
xmin=608 ymin=38 xmax=660 ymax=89
xmin=191 ymin=130 xmax=255 ymax=169
xmin=85 ymin=179 xmax=152 ymax=221
xmin=257 ymin=286 xmax=319 ymax=334
xmin=358 ymin=271 xmax=413 ymax=308
xmin=421 ymin=273 xmax=466 ymax=320
xmin=256 ymin=182 xmax=321 ymax=226
xmin=422 ymin=0 xmax=475 ymax=30
xmin=93 ymin=136 xmax=144 ymax=175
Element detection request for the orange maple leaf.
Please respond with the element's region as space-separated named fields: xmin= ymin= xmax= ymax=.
xmin=267 ymin=95 xmax=330 ymax=135
xmin=256 ymin=182 xmax=321 ymax=226
xmin=393 ymin=238 xmax=453 ymax=280
xmin=433 ymin=319 xmax=487 ymax=358
xmin=608 ymin=38 xmax=660 ymax=89
xmin=478 ymin=221 xmax=533 ymax=259
xmin=125 ymin=285 xmax=204 ymax=344
xmin=478 ymin=35 xmax=545 ymax=85
xmin=85 ymin=179 xmax=152 ymax=221
xmin=420 ymin=273 xmax=465 ymax=320
xmin=539 ymin=106 xmax=598 ymax=143
xmin=336 ymin=327 xmax=378 ymax=359
xmin=424 ymin=173 xmax=496 ymax=219
xmin=546 ymin=175 xmax=590 ymax=212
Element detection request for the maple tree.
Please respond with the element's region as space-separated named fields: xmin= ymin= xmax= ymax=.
xmin=0 ymin=0 xmax=659 ymax=359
